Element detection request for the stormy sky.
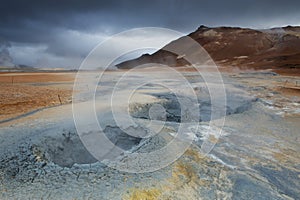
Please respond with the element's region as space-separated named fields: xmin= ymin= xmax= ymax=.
xmin=0 ymin=0 xmax=299 ymax=68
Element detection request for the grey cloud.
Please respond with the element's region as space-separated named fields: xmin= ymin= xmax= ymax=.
xmin=0 ymin=0 xmax=300 ymax=68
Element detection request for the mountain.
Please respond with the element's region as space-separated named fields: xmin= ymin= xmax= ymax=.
xmin=116 ymin=25 xmax=300 ymax=73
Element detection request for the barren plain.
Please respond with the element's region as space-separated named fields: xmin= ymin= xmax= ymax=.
xmin=0 ymin=68 xmax=299 ymax=199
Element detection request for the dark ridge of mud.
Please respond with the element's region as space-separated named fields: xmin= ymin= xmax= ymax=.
xmin=129 ymin=92 xmax=256 ymax=123
xmin=231 ymin=174 xmax=285 ymax=200
xmin=0 ymin=104 xmax=62 ymax=124
xmin=254 ymin=165 xmax=300 ymax=199
xmin=129 ymin=94 xmax=182 ymax=123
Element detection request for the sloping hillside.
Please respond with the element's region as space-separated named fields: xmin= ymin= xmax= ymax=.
xmin=117 ymin=25 xmax=300 ymax=73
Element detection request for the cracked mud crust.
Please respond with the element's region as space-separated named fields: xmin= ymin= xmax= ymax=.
xmin=0 ymin=70 xmax=299 ymax=199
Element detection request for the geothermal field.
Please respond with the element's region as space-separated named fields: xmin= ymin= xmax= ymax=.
xmin=0 ymin=66 xmax=299 ymax=199
xmin=0 ymin=23 xmax=300 ymax=200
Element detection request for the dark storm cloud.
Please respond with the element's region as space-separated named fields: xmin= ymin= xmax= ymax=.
xmin=0 ymin=0 xmax=299 ymax=68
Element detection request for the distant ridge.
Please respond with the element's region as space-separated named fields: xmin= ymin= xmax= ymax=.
xmin=0 ymin=65 xmax=78 ymax=73
xmin=0 ymin=65 xmax=38 ymax=72
xmin=116 ymin=25 xmax=300 ymax=73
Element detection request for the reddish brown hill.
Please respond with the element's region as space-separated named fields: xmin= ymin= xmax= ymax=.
xmin=116 ymin=25 xmax=300 ymax=74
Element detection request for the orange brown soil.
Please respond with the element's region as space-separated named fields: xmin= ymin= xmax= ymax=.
xmin=0 ymin=72 xmax=75 ymax=83
xmin=273 ymin=68 xmax=300 ymax=76
xmin=0 ymin=72 xmax=75 ymax=122
xmin=276 ymin=85 xmax=300 ymax=97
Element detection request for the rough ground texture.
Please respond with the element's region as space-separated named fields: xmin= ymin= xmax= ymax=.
xmin=0 ymin=70 xmax=299 ymax=199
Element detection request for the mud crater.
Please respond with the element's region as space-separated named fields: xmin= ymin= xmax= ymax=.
xmin=130 ymin=91 xmax=256 ymax=122
xmin=25 ymin=127 xmax=143 ymax=168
